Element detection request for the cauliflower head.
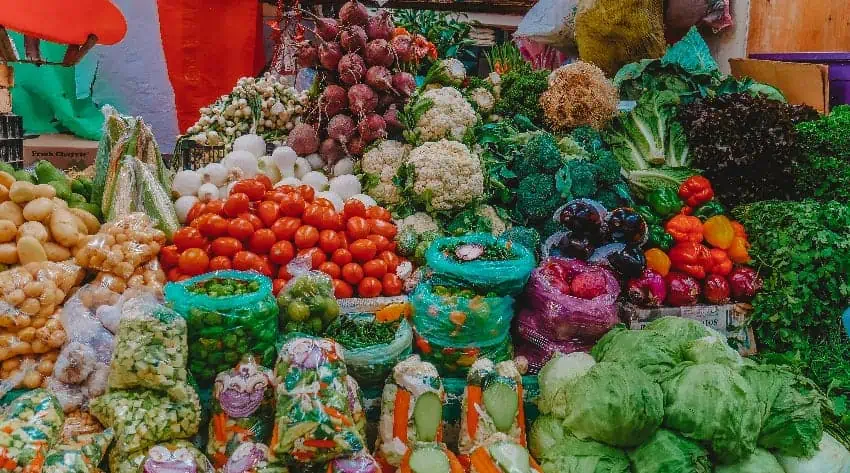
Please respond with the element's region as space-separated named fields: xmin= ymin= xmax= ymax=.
xmin=361 ymin=140 xmax=409 ymax=205
xmin=407 ymin=139 xmax=485 ymax=211
xmin=469 ymin=87 xmax=496 ymax=113
xmin=397 ymin=212 xmax=441 ymax=234
xmin=415 ymin=87 xmax=478 ymax=142
xmin=441 ymin=58 xmax=467 ymax=84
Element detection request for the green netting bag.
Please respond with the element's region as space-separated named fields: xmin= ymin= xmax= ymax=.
xmin=326 ymin=314 xmax=413 ymax=387
xmin=425 ymin=234 xmax=535 ymax=295
xmin=165 ymin=270 xmax=280 ymax=384
xmin=43 ymin=429 xmax=114 ymax=473
xmin=414 ymin=329 xmax=514 ymax=376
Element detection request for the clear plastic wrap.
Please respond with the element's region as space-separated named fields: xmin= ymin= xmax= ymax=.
xmin=327 ymin=453 xmax=382 ymax=473
xmin=0 ymin=389 xmax=64 ymax=472
xmin=326 ymin=314 xmax=413 ymax=387
xmin=74 ymin=213 xmax=165 ymax=279
xmin=165 ymin=270 xmax=279 ymax=383
xmin=468 ymin=440 xmax=541 ymax=473
xmin=271 ymin=336 xmax=364 ymax=464
xmin=514 ymin=0 xmax=579 ymax=52
xmin=513 ymin=316 xmax=595 ymax=375
xmin=43 ymin=429 xmax=114 ymax=473
xmin=206 ymin=356 xmax=275 ymax=469
xmin=277 ymin=257 xmax=340 ymax=337
xmin=221 ymin=442 xmax=273 ymax=473
xmin=108 ymin=440 xmax=213 ymax=473
xmin=414 ymin=330 xmax=514 ymax=377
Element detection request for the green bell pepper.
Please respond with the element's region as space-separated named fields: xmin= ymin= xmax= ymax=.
xmin=693 ymin=200 xmax=727 ymax=221
xmin=635 ymin=205 xmax=661 ymax=226
xmin=647 ymin=224 xmax=674 ymax=251
xmin=646 ymin=187 xmax=683 ymax=218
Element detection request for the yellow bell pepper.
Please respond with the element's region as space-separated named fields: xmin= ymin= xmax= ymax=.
xmin=703 ymin=215 xmax=735 ymax=249
xmin=644 ymin=248 xmax=671 ymax=277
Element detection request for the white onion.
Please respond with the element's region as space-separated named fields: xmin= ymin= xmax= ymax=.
xmin=328 ymin=174 xmax=362 ymax=200
xmin=197 ymin=183 xmax=219 ymax=202
xmin=174 ymin=195 xmax=199 ymax=223
xmin=233 ymin=133 xmax=267 ymax=158
xmin=306 ymin=153 xmax=325 ymax=170
xmin=272 ymin=146 xmax=298 ymax=170
xmin=302 ymin=171 xmax=329 ymax=192
xmin=349 ymin=193 xmax=377 ymax=208
xmin=173 ymin=170 xmax=202 ymax=197
xmin=200 ymin=162 xmax=228 ymax=186
xmin=332 ymin=158 xmax=355 ymax=177
xmin=275 ymin=177 xmax=302 ymax=188
xmin=258 ymin=155 xmax=281 ymax=182
xmin=224 ymin=150 xmax=259 ymax=178
xmin=294 ymin=157 xmax=312 ymax=179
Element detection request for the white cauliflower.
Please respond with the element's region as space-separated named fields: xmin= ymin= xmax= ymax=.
xmin=441 ymin=58 xmax=467 ymax=84
xmin=469 ymin=87 xmax=496 ymax=113
xmin=360 ymin=140 xmax=410 ymax=205
xmin=415 ymin=87 xmax=478 ymax=142
xmin=407 ymin=139 xmax=484 ymax=211
xmin=476 ymin=204 xmax=509 ymax=235
xmin=396 ymin=212 xmax=440 ymax=235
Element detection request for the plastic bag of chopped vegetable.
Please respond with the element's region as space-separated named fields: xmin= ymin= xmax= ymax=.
xmin=425 ymin=234 xmax=536 ymax=296
xmin=397 ymin=442 xmax=465 ymax=473
xmin=108 ymin=440 xmax=213 ymax=473
xmin=108 ymin=296 xmax=191 ymax=401
xmin=327 ymin=453 xmax=382 ymax=473
xmin=165 ymin=270 xmax=279 ymax=384
xmin=0 ymin=389 xmax=64 ymax=472
xmin=325 ymin=313 xmax=413 ymax=387
xmin=459 ymin=360 xmax=527 ymax=459
xmin=43 ymin=429 xmax=114 ymax=473
xmin=468 ymin=440 xmax=542 ymax=473
xmin=375 ymin=356 xmax=447 ymax=468
xmin=414 ymin=329 xmax=514 ymax=376
xmin=271 ymin=336 xmax=364 ymax=464
xmin=206 ymin=356 xmax=276 ymax=469
xmin=89 ymin=389 xmax=201 ymax=456
xmin=276 ymin=257 xmax=341 ymax=337
xmin=220 ymin=442 xmax=275 ymax=473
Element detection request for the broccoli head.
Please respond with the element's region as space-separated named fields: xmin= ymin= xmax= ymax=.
xmin=595 ymin=154 xmax=624 ymax=186
xmin=501 ymin=226 xmax=541 ymax=259
xmin=514 ymin=133 xmax=563 ymax=179
xmin=495 ymin=69 xmax=550 ymax=125
xmin=517 ymin=173 xmax=561 ymax=223
xmin=565 ymin=159 xmax=600 ymax=198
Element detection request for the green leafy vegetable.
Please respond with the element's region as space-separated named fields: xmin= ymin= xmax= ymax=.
xmin=534 ymin=429 xmax=630 ymax=473
xmin=629 ymin=429 xmax=711 ymax=473
xmin=326 ymin=316 xmax=401 ymax=349
xmin=714 ymin=449 xmax=785 ymax=473
xmin=793 ymin=105 xmax=850 ymax=202
xmin=494 ymin=69 xmax=550 ymax=125
xmin=591 ymin=327 xmax=681 ymax=381
xmin=537 ymin=353 xmax=596 ymax=417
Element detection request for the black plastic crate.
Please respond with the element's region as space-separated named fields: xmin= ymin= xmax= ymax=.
xmin=173 ymin=139 xmax=225 ymax=171
xmin=0 ymin=114 xmax=22 ymax=139
xmin=0 ymin=138 xmax=23 ymax=169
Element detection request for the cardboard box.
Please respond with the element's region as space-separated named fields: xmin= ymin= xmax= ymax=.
xmin=0 ymin=65 xmax=12 ymax=88
xmin=622 ymin=303 xmax=757 ymax=356
xmin=23 ymin=134 xmax=98 ymax=171
xmin=729 ymin=58 xmax=830 ymax=113
xmin=0 ymin=88 xmax=10 ymax=114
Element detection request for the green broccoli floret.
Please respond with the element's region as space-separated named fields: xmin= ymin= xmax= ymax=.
xmin=554 ymin=167 xmax=573 ymax=200
xmin=514 ymin=133 xmax=563 ymax=179
xmin=501 ymin=226 xmax=541 ymax=259
xmin=517 ymin=173 xmax=561 ymax=223
xmin=565 ymin=159 xmax=600 ymax=198
xmin=571 ymin=125 xmax=617 ymax=162
xmin=595 ymin=155 xmax=623 ymax=186
xmin=495 ymin=69 xmax=550 ymax=125
xmin=540 ymin=216 xmax=563 ymax=241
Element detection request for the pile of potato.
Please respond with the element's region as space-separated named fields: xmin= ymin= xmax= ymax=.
xmin=74 ymin=213 xmax=164 ymax=279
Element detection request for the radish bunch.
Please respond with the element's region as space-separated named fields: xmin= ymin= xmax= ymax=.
xmin=299 ymin=1 xmax=421 ymax=158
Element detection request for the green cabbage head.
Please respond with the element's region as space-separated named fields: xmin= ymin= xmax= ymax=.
xmin=537 ymin=430 xmax=630 ymax=473
xmin=629 ymin=429 xmax=711 ymax=473
xmin=537 ymin=352 xmax=596 ymax=417
xmin=591 ymin=327 xmax=681 ymax=381
xmin=714 ymin=449 xmax=785 ymax=473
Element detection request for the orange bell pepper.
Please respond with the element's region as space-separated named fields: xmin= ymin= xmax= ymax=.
xmin=665 ymin=215 xmax=704 ymax=243
xmin=703 ymin=216 xmax=735 ymax=249
xmin=728 ymin=237 xmax=751 ymax=264
xmin=731 ymin=221 xmax=748 ymax=238
xmin=644 ymin=248 xmax=671 ymax=276
xmin=706 ymin=248 xmax=733 ymax=276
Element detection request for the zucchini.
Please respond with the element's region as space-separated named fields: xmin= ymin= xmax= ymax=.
xmin=483 ymin=380 xmax=519 ymax=433
xmin=409 ymin=445 xmax=450 ymax=473
xmin=413 ymin=391 xmax=443 ymax=442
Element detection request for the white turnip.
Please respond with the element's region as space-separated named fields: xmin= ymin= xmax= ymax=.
xmin=358 ymin=113 xmax=387 ymax=143
xmin=297 ymin=44 xmax=318 ymax=68
xmin=391 ymin=34 xmax=415 ymax=62
xmin=320 ymin=85 xmax=348 ymax=117
xmin=348 ymin=84 xmax=378 ymax=116
xmin=366 ymin=66 xmax=394 ymax=92
xmin=346 ymin=135 xmax=366 ymax=156
xmin=366 ymin=11 xmax=394 ymax=40
xmin=340 ymin=26 xmax=367 ymax=53
xmin=320 ymin=138 xmax=345 ymax=165
xmin=338 ymin=53 xmax=366 ymax=86
xmin=327 ymin=114 xmax=356 ymax=142
xmin=392 ymin=72 xmax=416 ymax=97
xmin=384 ymin=104 xmax=402 ymax=132
xmin=365 ymin=39 xmax=394 ymax=68
xmin=319 ymin=42 xmax=343 ymax=70
xmin=316 ymin=18 xmax=340 ymax=42
xmin=339 ymin=1 xmax=368 ymax=26
xmin=286 ymin=123 xmax=320 ymax=156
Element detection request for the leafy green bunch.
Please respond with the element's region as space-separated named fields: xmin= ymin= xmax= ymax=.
xmin=793 ymin=106 xmax=850 ymax=202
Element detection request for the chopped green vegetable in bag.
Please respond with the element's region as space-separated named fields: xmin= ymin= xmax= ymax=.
xmin=0 ymin=390 xmax=64 ymax=472
xmin=326 ymin=314 xmax=413 ymax=387
xmin=108 ymin=440 xmax=212 ymax=473
xmin=44 ymin=429 xmax=114 ymax=473
xmin=629 ymin=429 xmax=711 ymax=473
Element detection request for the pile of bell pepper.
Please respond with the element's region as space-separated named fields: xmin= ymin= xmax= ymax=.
xmin=634 ymin=176 xmax=761 ymax=306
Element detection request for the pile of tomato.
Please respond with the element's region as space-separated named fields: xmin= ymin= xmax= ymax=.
xmin=159 ymin=177 xmax=407 ymax=298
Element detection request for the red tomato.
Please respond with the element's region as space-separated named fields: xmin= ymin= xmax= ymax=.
xmin=278 ymin=265 xmax=292 ymax=280
xmin=228 ymin=218 xmax=254 ymax=241
xmin=358 ymin=277 xmax=383 ymax=298
xmin=204 ymin=199 xmax=226 ymax=216
xmin=167 ymin=267 xmax=184 ymax=282
xmin=333 ymin=279 xmax=354 ymax=298
xmin=302 ymin=204 xmax=324 ymax=227
xmin=256 ymin=201 xmax=280 ymax=228
xmin=255 ymin=174 xmax=273 ymax=191
xmin=366 ymin=234 xmax=390 ymax=252
xmin=251 ymin=258 xmax=274 ymax=277
xmin=331 ymin=213 xmax=345 ymax=231
xmin=209 ymin=256 xmax=232 ymax=271
xmin=265 ymin=190 xmax=287 ymax=203
xmin=273 ymin=278 xmax=287 ymax=295
xmin=343 ymin=199 xmax=367 ymax=219
xmin=239 ymin=212 xmax=264 ymax=230
xmin=224 ymin=193 xmax=251 ymax=216
xmin=382 ymin=274 xmax=403 ymax=296
xmin=294 ymin=225 xmax=320 ymax=249
xmin=298 ymin=248 xmax=326 ymax=269
xmin=271 ymin=217 xmax=301 ymax=241
xmin=276 ymin=185 xmax=297 ymax=194
xmin=199 ymin=214 xmax=228 ymax=238
xmin=318 ymin=230 xmax=341 ymax=253
xmin=332 ymin=248 xmax=353 ymax=266
xmin=269 ymin=240 xmax=295 ymax=265
xmin=363 ymin=259 xmax=388 ymax=278
xmin=346 ymin=217 xmax=370 ymax=240
xmin=210 ymin=237 xmax=243 ymax=257
xmin=314 ymin=198 xmax=335 ymax=209
xmin=249 ymin=229 xmax=277 ymax=254
xmin=279 ymin=193 xmax=306 ymax=217
xmin=186 ymin=202 xmax=206 ymax=224
xmin=178 ymin=248 xmax=210 ymax=276
xmin=378 ymin=251 xmax=401 ymax=272
xmin=318 ymin=208 xmax=339 ymax=230
xmin=174 ymin=227 xmax=206 ymax=251
xmin=159 ymin=245 xmax=180 ymax=269
xmin=318 ymin=262 xmax=341 ymax=279
xmin=349 ymin=239 xmax=377 ymax=262
xmin=232 ymin=179 xmax=266 ymax=201
xmin=297 ymin=185 xmax=315 ymax=202
xmin=366 ymin=206 xmax=392 ymax=221
xmin=342 ymin=263 xmax=364 ymax=285
xmin=369 ymin=219 xmax=398 ymax=239
xmin=233 ymin=251 xmax=260 ymax=271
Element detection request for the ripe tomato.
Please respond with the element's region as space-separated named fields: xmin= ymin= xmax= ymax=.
xmin=249 ymin=229 xmax=277 ymax=254
xmin=358 ymin=277 xmax=382 ymax=298
xmin=294 ymin=225 xmax=320 ymax=249
xmin=349 ymin=239 xmax=377 ymax=262
xmin=342 ymin=263 xmax=364 ymax=285
xmin=178 ymin=248 xmax=210 ymax=276
xmin=232 ymin=179 xmax=266 ymax=201
xmin=378 ymin=251 xmax=401 ymax=272
xmin=363 ymin=259 xmax=388 ymax=278
xmin=271 ymin=217 xmax=301 ymax=241
xmin=314 ymin=198 xmax=335 ymax=209
xmin=186 ymin=202 xmax=206 ymax=224
xmin=318 ymin=208 xmax=339 ymax=230
xmin=265 ymin=190 xmax=287 ymax=203
xmin=251 ymin=258 xmax=274 ymax=277
xmin=369 ymin=219 xmax=397 ymax=239
xmin=239 ymin=212 xmax=264 ymax=230
xmin=159 ymin=245 xmax=180 ymax=268
xmin=302 ymin=204 xmax=324 ymax=227
xmin=346 ymin=217 xmax=370 ymax=240
xmin=318 ymin=230 xmax=341 ymax=253
xmin=331 ymin=213 xmax=345 ymax=231
xmin=269 ymin=240 xmax=295 ymax=265
xmin=167 ymin=267 xmax=185 ymax=282
xmin=382 ymin=274 xmax=403 ymax=296
xmin=279 ymin=193 xmax=306 ymax=217
xmin=318 ymin=262 xmax=341 ymax=279
xmin=210 ymin=237 xmax=243 ymax=257
xmin=199 ymin=214 xmax=228 ymax=238
xmin=224 ymin=193 xmax=251 ymax=216
xmin=276 ymin=185 xmax=297 ymax=194
xmin=233 ymin=251 xmax=260 ymax=271
xmin=209 ymin=256 xmax=232 ymax=271
xmin=228 ymin=218 xmax=254 ymax=241
xmin=256 ymin=201 xmax=280 ymax=227
xmin=332 ymin=248 xmax=353 ymax=266
xmin=174 ymin=227 xmax=206 ymax=251
xmin=273 ymin=278 xmax=287 ymax=295
xmin=255 ymin=174 xmax=273 ymax=191
xmin=278 ymin=265 xmax=292 ymax=280
xmin=298 ymin=248 xmax=326 ymax=269
xmin=297 ymin=185 xmax=315 ymax=202
xmin=366 ymin=234 xmax=390 ymax=252
xmin=204 ymin=199 xmax=226 ymax=216
xmin=343 ymin=199 xmax=367 ymax=219
xmin=333 ymin=279 xmax=354 ymax=298
xmin=366 ymin=206 xmax=392 ymax=221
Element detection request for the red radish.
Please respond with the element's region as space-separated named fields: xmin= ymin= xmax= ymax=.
xmin=392 ymin=72 xmax=416 ymax=97
xmin=319 ymin=42 xmax=343 ymax=70
xmin=365 ymin=39 xmax=394 ymax=68
xmin=316 ymin=18 xmax=340 ymax=42
xmin=340 ymin=25 xmax=368 ymax=53
xmin=377 ymin=92 xmax=398 ymax=112
xmin=366 ymin=66 xmax=394 ymax=92
xmin=320 ymin=85 xmax=348 ymax=117
xmin=346 ymin=135 xmax=366 ymax=156
xmin=358 ymin=113 xmax=387 ymax=142
xmin=384 ymin=104 xmax=402 ymax=132
xmin=366 ymin=11 xmax=394 ymax=40
xmin=348 ymin=84 xmax=378 ymax=115
xmin=319 ymin=138 xmax=345 ymax=165
xmin=339 ymin=1 xmax=368 ymax=26
xmin=327 ymin=114 xmax=356 ymax=142
xmin=286 ymin=124 xmax=320 ymax=156
xmin=297 ymin=44 xmax=318 ymax=68
xmin=570 ymin=270 xmax=608 ymax=299
xmin=338 ymin=53 xmax=366 ymax=85
xmin=391 ymin=35 xmax=415 ymax=62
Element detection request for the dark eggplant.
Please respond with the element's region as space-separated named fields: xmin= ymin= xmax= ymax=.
xmin=606 ymin=207 xmax=648 ymax=245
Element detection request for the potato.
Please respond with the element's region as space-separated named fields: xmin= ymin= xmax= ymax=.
xmin=33 ymin=184 xmax=56 ymax=199
xmin=49 ymin=209 xmax=81 ymax=248
xmin=0 ymin=242 xmax=17 ymax=265
xmin=69 ymin=208 xmax=100 ymax=234
xmin=17 ymin=236 xmax=47 ymax=265
xmin=0 ymin=201 xmax=24 ymax=226
xmin=0 ymin=184 xmax=8 ymax=203
xmin=17 ymin=221 xmax=49 ymax=243
xmin=52 ymin=197 xmax=68 ymax=209
xmin=0 ymin=220 xmax=15 ymax=243
xmin=9 ymin=181 xmax=36 ymax=204
xmin=0 ymin=171 xmax=14 ymax=189
xmin=22 ymin=198 xmax=54 ymax=222
xmin=42 ymin=242 xmax=71 ymax=262
xmin=22 ymin=370 xmax=42 ymax=389
xmin=70 ymin=213 xmax=87 ymax=235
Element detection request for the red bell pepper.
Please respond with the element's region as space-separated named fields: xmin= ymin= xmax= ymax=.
xmin=668 ymin=242 xmax=711 ymax=279
xmin=706 ymin=248 xmax=733 ymax=276
xmin=679 ymin=176 xmax=715 ymax=207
